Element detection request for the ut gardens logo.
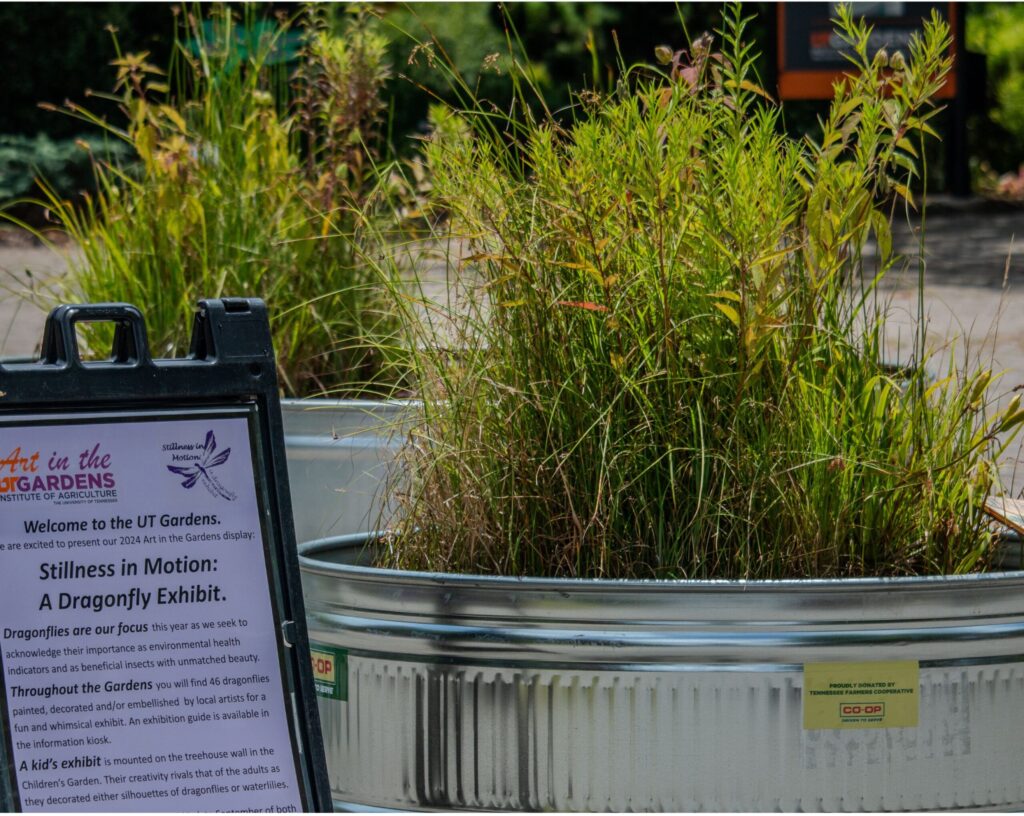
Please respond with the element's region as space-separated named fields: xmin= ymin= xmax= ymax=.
xmin=165 ymin=430 xmax=236 ymax=501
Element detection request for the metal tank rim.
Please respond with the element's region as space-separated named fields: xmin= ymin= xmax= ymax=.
xmin=280 ymin=397 xmax=421 ymax=410
xmin=299 ymin=531 xmax=1024 ymax=594
xmin=298 ymin=532 xmax=1024 ymax=667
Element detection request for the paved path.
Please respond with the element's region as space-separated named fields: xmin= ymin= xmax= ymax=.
xmin=0 ymin=231 xmax=68 ymax=359
xmin=883 ymin=206 xmax=1024 ymax=395
xmin=878 ymin=206 xmax=1024 ymax=488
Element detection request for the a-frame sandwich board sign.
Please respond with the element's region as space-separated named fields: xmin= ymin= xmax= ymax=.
xmin=0 ymin=300 xmax=331 ymax=812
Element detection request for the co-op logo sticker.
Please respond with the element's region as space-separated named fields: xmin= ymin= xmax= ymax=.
xmin=165 ymin=431 xmax=236 ymax=501
xmin=840 ymin=702 xmax=885 ymax=720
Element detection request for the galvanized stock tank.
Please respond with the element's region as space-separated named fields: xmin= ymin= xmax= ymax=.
xmin=281 ymin=400 xmax=411 ymax=543
xmin=300 ymin=534 xmax=1024 ymax=812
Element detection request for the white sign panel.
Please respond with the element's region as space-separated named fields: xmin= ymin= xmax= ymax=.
xmin=0 ymin=413 xmax=304 ymax=812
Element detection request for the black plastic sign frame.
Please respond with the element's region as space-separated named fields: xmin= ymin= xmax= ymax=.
xmin=0 ymin=300 xmax=331 ymax=812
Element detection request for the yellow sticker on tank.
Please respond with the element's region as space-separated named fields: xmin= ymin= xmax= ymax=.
xmin=803 ymin=661 xmax=919 ymax=729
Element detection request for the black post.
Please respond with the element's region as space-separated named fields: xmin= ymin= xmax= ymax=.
xmin=946 ymin=2 xmax=970 ymax=197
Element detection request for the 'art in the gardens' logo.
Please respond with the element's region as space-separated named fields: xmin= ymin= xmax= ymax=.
xmin=0 ymin=443 xmax=118 ymax=505
xmin=165 ymin=431 xmax=236 ymax=501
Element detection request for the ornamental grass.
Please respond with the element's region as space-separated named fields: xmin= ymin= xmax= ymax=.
xmin=377 ymin=6 xmax=1024 ymax=579
xmin=7 ymin=6 xmax=399 ymax=397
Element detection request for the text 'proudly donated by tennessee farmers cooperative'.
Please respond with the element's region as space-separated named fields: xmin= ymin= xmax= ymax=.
xmin=0 ymin=443 xmax=117 ymax=505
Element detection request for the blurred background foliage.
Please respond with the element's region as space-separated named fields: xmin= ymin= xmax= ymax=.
xmin=967 ymin=1 xmax=1024 ymax=165
xmin=0 ymin=134 xmax=132 ymax=201
xmin=0 ymin=2 xmax=765 ymax=207
xmin=0 ymin=2 xmax=1020 ymax=205
xmin=0 ymin=4 xmax=176 ymax=140
xmin=965 ymin=1 xmax=1024 ymax=196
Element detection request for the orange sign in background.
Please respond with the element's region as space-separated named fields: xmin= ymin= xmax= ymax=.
xmin=777 ymin=3 xmax=958 ymax=100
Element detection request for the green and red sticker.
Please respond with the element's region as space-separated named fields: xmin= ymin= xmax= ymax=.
xmin=310 ymin=643 xmax=348 ymax=702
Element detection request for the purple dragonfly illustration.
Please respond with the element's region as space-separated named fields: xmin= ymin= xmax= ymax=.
xmin=167 ymin=431 xmax=235 ymax=500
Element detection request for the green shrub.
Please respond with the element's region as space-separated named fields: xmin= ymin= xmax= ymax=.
xmin=0 ymin=133 xmax=131 ymax=201
xmin=379 ymin=6 xmax=1022 ymax=579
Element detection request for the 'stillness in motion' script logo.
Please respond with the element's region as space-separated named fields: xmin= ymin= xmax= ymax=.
xmin=166 ymin=430 xmax=236 ymax=501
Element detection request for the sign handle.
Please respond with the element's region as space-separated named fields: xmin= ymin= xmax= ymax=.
xmin=41 ymin=303 xmax=152 ymax=368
